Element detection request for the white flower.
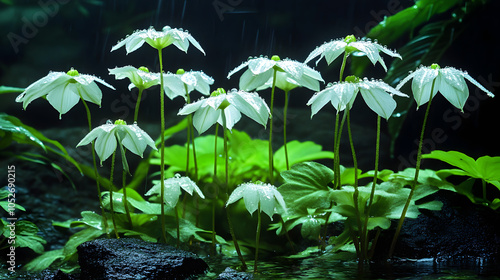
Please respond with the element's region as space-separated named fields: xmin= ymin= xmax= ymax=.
xmin=108 ymin=66 xmax=160 ymax=91
xmin=76 ymin=119 xmax=157 ymax=164
xmin=163 ymin=69 xmax=214 ymax=100
xmin=226 ymin=182 xmax=286 ymax=220
xmin=16 ymin=68 xmax=115 ymax=119
xmin=305 ymin=35 xmax=401 ymax=71
xmin=307 ymin=76 xmax=408 ymax=119
xmin=396 ymin=64 xmax=495 ymax=111
xmin=178 ymin=88 xmax=270 ymax=134
xmin=227 ymin=55 xmax=324 ymax=92
xmin=111 ymin=25 xmax=205 ymax=54
xmin=146 ymin=174 xmax=205 ymax=208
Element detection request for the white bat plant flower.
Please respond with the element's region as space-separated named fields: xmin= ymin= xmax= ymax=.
xmin=177 ymin=88 xmax=270 ymax=134
xmin=227 ymin=55 xmax=323 ymax=92
xmin=163 ymin=69 xmax=214 ymax=101
xmin=16 ymin=68 xmax=115 ymax=119
xmin=108 ymin=66 xmax=160 ymax=91
xmin=111 ymin=25 xmax=205 ymax=54
xmin=396 ymin=63 xmax=495 ymax=111
xmin=307 ymin=75 xmax=408 ymax=120
xmin=146 ymin=173 xmax=205 ymax=208
xmin=226 ymin=181 xmax=286 ymax=273
xmin=76 ymin=119 xmax=157 ymax=165
xmin=305 ymin=35 xmax=401 ymax=71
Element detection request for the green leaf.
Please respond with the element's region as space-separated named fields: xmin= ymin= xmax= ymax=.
xmin=12 ymin=220 xmax=47 ymax=254
xmin=24 ymin=249 xmax=65 ymax=271
xmin=279 ymin=162 xmax=335 ymax=215
xmin=0 ymin=113 xmax=45 ymax=150
xmin=274 ymin=141 xmax=334 ymax=173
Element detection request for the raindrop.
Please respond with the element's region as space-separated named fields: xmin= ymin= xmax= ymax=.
xmin=106 ymin=119 xmax=113 ymax=125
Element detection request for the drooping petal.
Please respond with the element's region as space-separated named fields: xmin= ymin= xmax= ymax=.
xmin=94 ymin=126 xmax=118 ymax=164
xmin=359 ymin=86 xmax=397 ymax=119
xmin=192 ymin=105 xmax=220 ymax=134
xmin=307 ymin=87 xmax=336 ymax=118
xmin=46 ymin=83 xmax=80 ymax=119
xmin=178 ymin=99 xmax=204 ymax=115
xmin=77 ymin=81 xmax=103 ymax=107
xmin=121 ymin=124 xmax=157 ymax=157
xmin=227 ymin=90 xmax=270 ymax=128
xmin=248 ymin=57 xmax=277 ymax=75
xmin=331 ymin=82 xmax=358 ymax=112
xmin=227 ymin=60 xmax=250 ymax=79
xmin=410 ymin=68 xmax=439 ymax=108
xmin=436 ymin=68 xmax=469 ymax=111
xmin=239 ymin=68 xmax=273 ymax=91
xmin=259 ymin=186 xmax=276 ymax=219
xmin=16 ymin=72 xmax=70 ymax=110
xmin=163 ymin=73 xmax=188 ymax=100
xmin=218 ymin=104 xmax=242 ymax=131
xmin=242 ymin=186 xmax=259 ymax=216
xmin=462 ymin=72 xmax=495 ymax=98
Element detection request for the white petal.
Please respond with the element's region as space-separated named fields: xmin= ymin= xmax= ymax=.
xmin=227 ymin=90 xmax=270 ymax=128
xmin=307 ymin=87 xmax=336 ymax=117
xmin=239 ymin=68 xmax=273 ymax=91
xmin=359 ymin=87 xmax=396 ymax=119
xmin=436 ymin=69 xmax=468 ymax=111
xmin=218 ymin=104 xmax=241 ymax=131
xmin=192 ymin=105 xmax=220 ymax=134
xmin=94 ymin=128 xmax=118 ymax=164
xmin=248 ymin=57 xmax=277 ymax=75
xmin=46 ymin=83 xmax=80 ymax=118
xmin=411 ymin=68 xmax=439 ymax=108
xmin=227 ymin=60 xmax=250 ymax=79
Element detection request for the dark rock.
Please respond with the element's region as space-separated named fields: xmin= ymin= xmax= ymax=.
xmin=31 ymin=269 xmax=78 ymax=280
xmin=77 ymin=238 xmax=209 ymax=280
xmin=217 ymin=267 xmax=254 ymax=280
xmin=375 ymin=190 xmax=500 ymax=261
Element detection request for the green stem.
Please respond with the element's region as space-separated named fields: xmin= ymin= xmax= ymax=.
xmin=211 ymin=124 xmax=219 ymax=254
xmin=283 ymin=90 xmax=290 ymax=170
xmin=133 ymin=88 xmax=144 ymax=123
xmin=363 ymin=115 xmax=381 ymax=260
xmin=175 ymin=204 xmax=180 ymax=248
xmin=254 ymin=204 xmax=262 ymax=274
xmin=334 ymin=111 xmax=347 ymax=189
xmin=389 ymin=80 xmax=436 ymax=258
xmin=109 ymin=151 xmax=119 ymax=239
xmin=222 ymin=109 xmax=247 ymax=271
xmin=269 ymin=69 xmax=277 ymax=184
xmin=482 ymin=179 xmax=487 ymax=201
xmin=122 ymin=169 xmax=132 ymax=228
xmin=346 ymin=109 xmax=363 ymax=261
xmin=79 ymin=97 xmax=109 ymax=236
xmin=158 ymin=48 xmax=168 ymax=244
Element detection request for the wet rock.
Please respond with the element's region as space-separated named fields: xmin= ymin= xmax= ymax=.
xmin=375 ymin=190 xmax=500 ymax=261
xmin=77 ymin=238 xmax=209 ymax=280
xmin=217 ymin=267 xmax=254 ymax=280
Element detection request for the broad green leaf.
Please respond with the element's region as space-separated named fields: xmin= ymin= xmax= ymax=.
xmin=279 ymin=162 xmax=335 ymax=215
xmin=274 ymin=141 xmax=334 ymax=173
xmin=12 ymin=220 xmax=46 ymax=254
xmin=0 ymin=113 xmax=45 ymax=150
xmin=24 ymin=249 xmax=65 ymax=271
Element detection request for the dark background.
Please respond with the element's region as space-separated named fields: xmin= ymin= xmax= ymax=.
xmin=1 ymin=0 xmax=499 ymax=170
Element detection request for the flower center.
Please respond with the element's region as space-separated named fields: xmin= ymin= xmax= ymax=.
xmin=66 ymin=68 xmax=79 ymax=77
xmin=211 ymin=88 xmax=230 ymax=110
xmin=345 ymin=75 xmax=360 ymax=83
xmin=114 ymin=119 xmax=127 ymax=125
xmin=431 ymin=63 xmax=441 ymax=70
xmin=176 ymin=68 xmax=185 ymax=75
xmin=138 ymin=66 xmax=150 ymax=73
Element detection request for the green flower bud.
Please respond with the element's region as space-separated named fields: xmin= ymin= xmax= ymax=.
xmin=431 ymin=63 xmax=441 ymax=70
xmin=343 ymin=35 xmax=357 ymax=44
xmin=114 ymin=119 xmax=127 ymax=125
xmin=138 ymin=66 xmax=150 ymax=73
xmin=211 ymin=88 xmax=226 ymax=97
xmin=66 ymin=68 xmax=79 ymax=77
xmin=176 ymin=68 xmax=185 ymax=75
xmin=271 ymin=55 xmax=281 ymax=62
xmin=345 ymin=75 xmax=360 ymax=83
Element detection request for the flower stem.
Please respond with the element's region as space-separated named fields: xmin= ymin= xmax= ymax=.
xmin=254 ymin=204 xmax=262 ymax=274
xmin=221 ymin=110 xmax=247 ymax=271
xmin=389 ymin=80 xmax=436 ymax=258
xmin=175 ymin=204 xmax=180 ymax=248
xmin=79 ymin=97 xmax=109 ymax=236
xmin=133 ymin=88 xmax=144 ymax=123
xmin=283 ymin=90 xmax=290 ymax=170
xmin=158 ymin=48 xmax=168 ymax=244
xmin=109 ymin=151 xmax=119 ymax=239
xmin=346 ymin=109 xmax=363 ymax=261
xmin=362 ymin=115 xmax=381 ymax=260
xmin=269 ymin=69 xmax=277 ymax=184
xmin=122 ymin=170 xmax=132 ymax=228
xmin=211 ymin=124 xmax=219 ymax=254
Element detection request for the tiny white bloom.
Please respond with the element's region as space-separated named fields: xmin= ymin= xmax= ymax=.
xmin=228 ymin=55 xmax=324 ymax=92
xmin=307 ymin=76 xmax=408 ymax=119
xmin=226 ymin=182 xmax=286 ymax=220
xmin=76 ymin=119 xmax=157 ymax=164
xmin=305 ymin=35 xmax=401 ymax=71
xmin=146 ymin=173 xmax=205 ymax=208
xmin=178 ymin=88 xmax=270 ymax=134
xmin=111 ymin=25 xmax=205 ymax=54
xmin=108 ymin=66 xmax=160 ymax=91
xmin=163 ymin=69 xmax=214 ymax=100
xmin=16 ymin=68 xmax=115 ymax=119
xmin=396 ymin=64 xmax=495 ymax=111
